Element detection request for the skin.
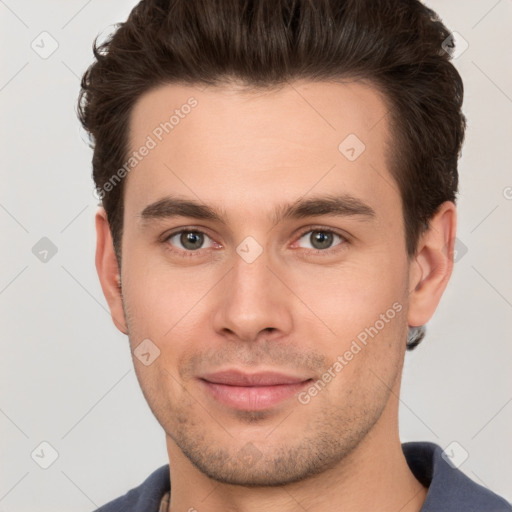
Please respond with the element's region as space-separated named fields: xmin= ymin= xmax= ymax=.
xmin=95 ymin=79 xmax=456 ymax=512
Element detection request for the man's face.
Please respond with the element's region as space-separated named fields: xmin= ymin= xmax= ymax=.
xmin=119 ymin=80 xmax=412 ymax=485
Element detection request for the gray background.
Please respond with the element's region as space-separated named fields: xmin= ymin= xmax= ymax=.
xmin=1 ymin=1 xmax=511 ymax=510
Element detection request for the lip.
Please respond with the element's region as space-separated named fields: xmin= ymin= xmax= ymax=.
xmin=199 ymin=370 xmax=312 ymax=411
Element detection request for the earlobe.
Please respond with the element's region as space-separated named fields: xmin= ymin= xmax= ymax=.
xmin=95 ymin=207 xmax=128 ymax=335
xmin=407 ymin=201 xmax=457 ymax=328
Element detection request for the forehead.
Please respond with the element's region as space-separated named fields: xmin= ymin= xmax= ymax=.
xmin=124 ymin=79 xmax=398 ymax=226
xmin=129 ymin=79 xmax=391 ymax=153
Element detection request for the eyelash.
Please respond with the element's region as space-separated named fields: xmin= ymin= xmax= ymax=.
xmin=293 ymin=227 xmax=348 ymax=256
xmin=161 ymin=226 xmax=349 ymax=258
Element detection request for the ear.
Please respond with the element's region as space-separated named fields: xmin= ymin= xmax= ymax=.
xmin=407 ymin=201 xmax=457 ymax=327
xmin=95 ymin=207 xmax=128 ymax=334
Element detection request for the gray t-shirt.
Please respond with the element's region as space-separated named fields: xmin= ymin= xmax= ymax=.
xmin=93 ymin=442 xmax=512 ymax=511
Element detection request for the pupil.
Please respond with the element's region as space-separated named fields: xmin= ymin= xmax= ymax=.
xmin=312 ymin=231 xmax=332 ymax=249
xmin=182 ymin=231 xmax=203 ymax=250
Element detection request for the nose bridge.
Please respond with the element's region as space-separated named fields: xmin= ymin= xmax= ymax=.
xmin=212 ymin=240 xmax=293 ymax=341
xmin=231 ymin=245 xmax=272 ymax=301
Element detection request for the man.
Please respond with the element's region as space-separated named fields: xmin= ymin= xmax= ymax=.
xmin=78 ymin=0 xmax=511 ymax=510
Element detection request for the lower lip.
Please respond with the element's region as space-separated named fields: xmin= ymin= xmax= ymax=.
xmin=199 ymin=379 xmax=311 ymax=410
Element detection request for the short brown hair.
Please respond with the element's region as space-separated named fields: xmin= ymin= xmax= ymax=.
xmin=78 ymin=0 xmax=466 ymax=349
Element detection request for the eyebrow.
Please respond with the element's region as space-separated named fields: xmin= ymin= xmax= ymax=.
xmin=139 ymin=193 xmax=376 ymax=226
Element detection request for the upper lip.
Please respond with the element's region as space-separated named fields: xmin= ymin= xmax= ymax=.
xmin=200 ymin=370 xmax=311 ymax=386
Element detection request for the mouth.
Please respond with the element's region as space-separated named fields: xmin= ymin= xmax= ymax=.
xmin=198 ymin=370 xmax=313 ymax=411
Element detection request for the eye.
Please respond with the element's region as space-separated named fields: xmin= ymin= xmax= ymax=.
xmin=165 ymin=230 xmax=216 ymax=253
xmin=295 ymin=228 xmax=347 ymax=252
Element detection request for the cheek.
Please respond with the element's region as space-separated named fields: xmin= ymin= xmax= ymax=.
xmin=120 ymin=259 xmax=212 ymax=381
xmin=121 ymin=248 xmax=196 ymax=325
xmin=121 ymin=264 xmax=198 ymax=409
xmin=121 ymin=226 xmax=409 ymax=346
xmin=311 ymin=299 xmax=406 ymax=415
xmin=287 ymin=251 xmax=408 ymax=338
xmin=287 ymin=252 xmax=409 ymax=396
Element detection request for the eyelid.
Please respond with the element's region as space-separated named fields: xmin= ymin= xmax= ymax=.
xmin=295 ymin=225 xmax=349 ymax=240
xmin=161 ymin=225 xmax=215 ymax=241
xmin=292 ymin=226 xmax=349 ymax=252
xmin=161 ymin=225 xmax=350 ymax=256
xmin=161 ymin=226 xmax=220 ymax=256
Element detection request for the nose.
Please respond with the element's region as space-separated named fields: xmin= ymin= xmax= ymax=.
xmin=212 ymin=246 xmax=293 ymax=343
